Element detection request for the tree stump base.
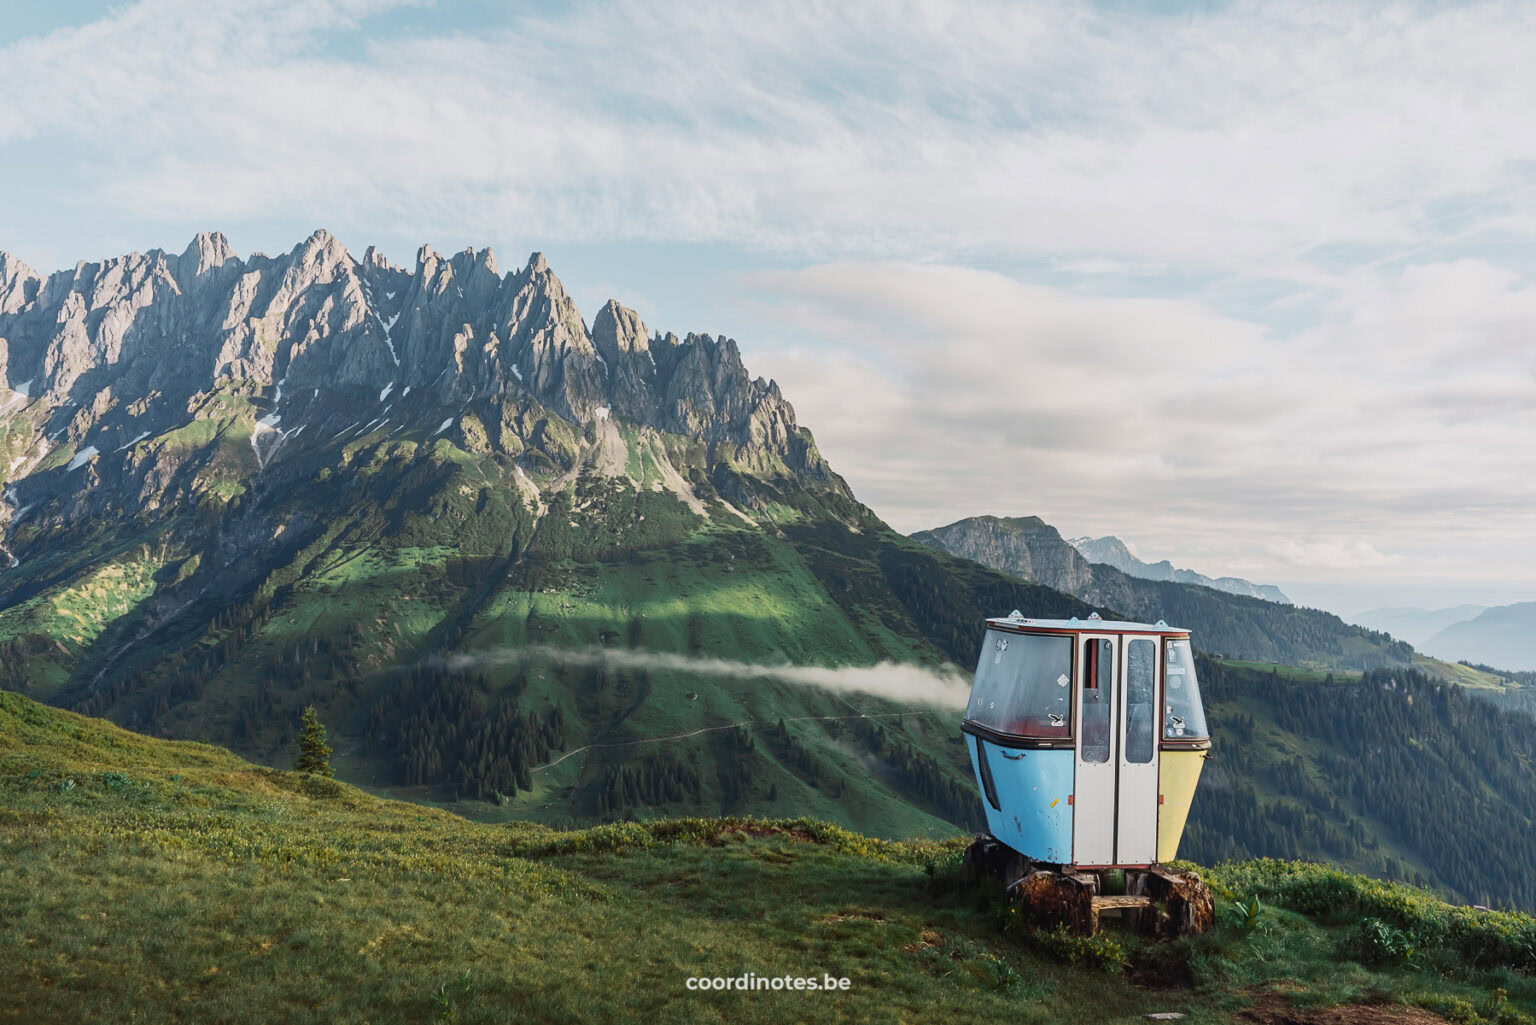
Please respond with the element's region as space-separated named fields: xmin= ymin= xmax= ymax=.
xmin=961 ymin=837 xmax=1215 ymax=939
xmin=1016 ymin=868 xmax=1096 ymax=935
xmin=1139 ymin=867 xmax=1215 ymax=939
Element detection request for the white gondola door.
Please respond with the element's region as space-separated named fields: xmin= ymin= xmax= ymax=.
xmin=1116 ymin=635 xmax=1161 ymax=864
xmin=1073 ymin=634 xmax=1117 ymax=865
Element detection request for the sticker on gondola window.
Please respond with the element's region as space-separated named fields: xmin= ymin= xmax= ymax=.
xmin=993 ymin=637 xmax=1008 ymax=663
xmin=1056 ymin=673 xmax=1069 ymax=688
xmin=1168 ymin=667 xmax=1186 ymax=674
xmin=1048 ymin=713 xmax=1066 ymax=728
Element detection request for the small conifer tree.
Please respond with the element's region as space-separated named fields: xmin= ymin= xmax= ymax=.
xmin=295 ymin=705 xmax=333 ymax=776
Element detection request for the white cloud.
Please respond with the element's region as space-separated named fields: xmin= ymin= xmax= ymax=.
xmin=741 ymin=258 xmax=1536 ymax=592
xmin=1266 ymin=539 xmax=1402 ymax=570
xmin=4 ymin=0 xmax=1536 ymax=278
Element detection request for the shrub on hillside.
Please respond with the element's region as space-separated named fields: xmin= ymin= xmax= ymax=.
xmin=1213 ymin=859 xmax=1536 ymax=973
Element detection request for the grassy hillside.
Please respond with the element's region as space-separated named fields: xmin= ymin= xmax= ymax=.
xmin=3 ymin=691 xmax=1533 ymax=1025
xmin=1212 ymin=655 xmax=1512 ymax=690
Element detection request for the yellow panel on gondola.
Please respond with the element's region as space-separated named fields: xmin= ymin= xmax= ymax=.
xmin=1157 ymin=749 xmax=1206 ymax=863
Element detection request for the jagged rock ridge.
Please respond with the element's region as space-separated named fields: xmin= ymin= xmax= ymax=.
xmin=1065 ymin=534 xmax=1290 ymax=604
xmin=0 ymin=230 xmax=850 ymax=561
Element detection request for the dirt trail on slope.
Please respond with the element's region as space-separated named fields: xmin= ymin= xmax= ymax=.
xmin=1241 ymin=994 xmax=1452 ymax=1025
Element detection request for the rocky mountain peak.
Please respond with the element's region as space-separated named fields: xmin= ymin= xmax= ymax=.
xmin=359 ymin=245 xmax=396 ymax=274
xmin=469 ymin=246 xmax=498 ymax=277
xmin=179 ymin=232 xmax=235 ymax=276
xmin=591 ymin=300 xmax=656 ymax=422
xmin=294 ymin=229 xmax=349 ymax=273
xmin=0 ymin=230 xmax=857 ymax=548
xmin=1068 ymin=534 xmax=1136 ymax=562
xmin=593 ymin=300 xmax=649 ymax=358
xmin=0 ymin=251 xmax=41 ymax=315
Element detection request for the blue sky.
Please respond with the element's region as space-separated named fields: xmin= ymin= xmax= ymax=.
xmin=3 ymin=0 xmax=1536 ymax=613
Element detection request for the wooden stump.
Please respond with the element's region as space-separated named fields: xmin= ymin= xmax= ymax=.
xmin=1015 ymin=869 xmax=1097 ymax=936
xmin=1141 ymin=868 xmax=1214 ymax=939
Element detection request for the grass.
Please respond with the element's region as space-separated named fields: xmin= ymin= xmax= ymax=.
xmin=2 ymin=691 xmax=1533 ymax=1025
xmin=1208 ymin=859 xmax=1536 ymax=976
xmin=0 ymin=543 xmax=172 ymax=649
xmin=1411 ymin=656 xmax=1510 ymax=690
xmin=1221 ymin=651 xmax=1529 ymax=693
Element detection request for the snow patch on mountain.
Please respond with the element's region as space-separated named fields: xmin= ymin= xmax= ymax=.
xmin=67 ymin=446 xmax=100 ymax=471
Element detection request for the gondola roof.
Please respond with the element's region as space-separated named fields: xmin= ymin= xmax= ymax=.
xmin=985 ymin=612 xmax=1190 ymax=635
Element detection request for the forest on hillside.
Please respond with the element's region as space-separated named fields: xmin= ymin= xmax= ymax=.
xmin=1185 ymin=659 xmax=1536 ymax=911
xmin=1118 ymin=581 xmax=1415 ymax=669
xmin=910 ymin=519 xmax=1415 ymax=669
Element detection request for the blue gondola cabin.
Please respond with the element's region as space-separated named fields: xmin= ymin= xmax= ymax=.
xmin=962 ymin=612 xmax=1210 ymax=869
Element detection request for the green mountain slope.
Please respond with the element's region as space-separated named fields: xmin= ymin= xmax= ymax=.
xmin=5 ymin=691 xmax=1534 ymax=1025
xmin=912 ymin=515 xmax=1413 ymax=669
xmin=1185 ymin=658 xmax=1536 ymax=909
xmin=0 ymin=405 xmax=1094 ymax=837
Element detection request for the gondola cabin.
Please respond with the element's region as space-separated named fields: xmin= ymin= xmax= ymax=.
xmin=963 ymin=612 xmax=1210 ymax=870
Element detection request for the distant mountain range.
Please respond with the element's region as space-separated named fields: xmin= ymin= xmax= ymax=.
xmin=1065 ymin=534 xmax=1290 ymax=604
xmin=910 ymin=515 xmax=1410 ymax=668
xmin=1346 ymin=605 xmax=1489 ymax=650
xmin=1424 ymin=603 xmax=1536 ymax=672
xmin=1347 ymin=603 xmax=1536 ymax=672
